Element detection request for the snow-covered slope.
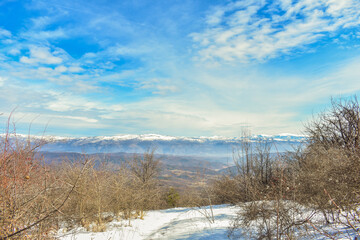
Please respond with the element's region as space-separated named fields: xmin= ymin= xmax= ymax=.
xmin=58 ymin=205 xmax=238 ymax=240
xmin=58 ymin=204 xmax=358 ymax=240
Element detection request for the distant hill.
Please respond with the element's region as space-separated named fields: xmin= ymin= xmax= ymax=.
xmin=18 ymin=133 xmax=307 ymax=158
xmin=38 ymin=151 xmax=229 ymax=189
xmin=17 ymin=133 xmax=307 ymax=188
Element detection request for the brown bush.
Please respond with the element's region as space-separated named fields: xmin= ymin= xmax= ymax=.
xmin=0 ymin=117 xmax=73 ymax=239
xmin=59 ymin=149 xmax=163 ymax=229
xmin=298 ymin=96 xmax=360 ymax=218
xmin=212 ymin=130 xmax=278 ymax=204
xmin=59 ymin=156 xmax=114 ymax=231
xmin=226 ymin=96 xmax=360 ymax=239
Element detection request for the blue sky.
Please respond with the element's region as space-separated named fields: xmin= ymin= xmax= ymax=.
xmin=1 ymin=0 xmax=360 ymax=137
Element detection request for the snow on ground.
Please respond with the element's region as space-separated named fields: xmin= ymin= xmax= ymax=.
xmin=57 ymin=205 xmax=238 ymax=240
xmin=57 ymin=204 xmax=360 ymax=240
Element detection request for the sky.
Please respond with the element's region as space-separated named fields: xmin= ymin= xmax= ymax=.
xmin=0 ymin=0 xmax=360 ymax=137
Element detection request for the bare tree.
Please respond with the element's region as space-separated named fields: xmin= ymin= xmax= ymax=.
xmin=300 ymin=96 xmax=360 ymax=207
xmin=126 ymin=149 xmax=161 ymax=222
xmin=129 ymin=149 xmax=160 ymax=185
xmin=297 ymin=96 xmax=360 ymax=237
xmin=305 ymin=96 xmax=360 ymax=154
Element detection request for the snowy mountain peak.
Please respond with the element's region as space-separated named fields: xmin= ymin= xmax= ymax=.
xmin=0 ymin=133 xmax=307 ymax=143
xmin=1 ymin=133 xmax=306 ymax=156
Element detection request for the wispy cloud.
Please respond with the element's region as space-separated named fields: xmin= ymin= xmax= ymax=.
xmin=22 ymin=28 xmax=67 ymax=41
xmin=0 ymin=28 xmax=11 ymax=38
xmin=139 ymin=78 xmax=179 ymax=95
xmin=59 ymin=115 xmax=98 ymax=123
xmin=20 ymin=46 xmax=64 ymax=65
xmin=0 ymin=76 xmax=6 ymax=86
xmin=191 ymin=0 xmax=360 ymax=62
xmin=0 ymin=0 xmax=359 ymax=137
xmin=45 ymin=92 xmax=124 ymax=113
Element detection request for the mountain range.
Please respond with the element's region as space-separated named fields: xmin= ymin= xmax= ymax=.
xmin=7 ymin=133 xmax=307 ymax=157
xmin=3 ymin=133 xmax=307 ymax=186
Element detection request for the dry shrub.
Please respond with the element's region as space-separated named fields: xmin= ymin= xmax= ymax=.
xmin=60 ymin=157 xmax=116 ymax=231
xmin=297 ymin=145 xmax=360 ymax=209
xmin=226 ymin=155 xmax=307 ymax=240
xmin=212 ymin=131 xmax=278 ymax=204
xmin=0 ymin=117 xmax=216 ymax=237
xmin=0 ymin=118 xmax=72 ymax=239
xmin=211 ymin=129 xmax=309 ymax=239
xmin=225 ymin=96 xmax=360 ymax=239
xmin=212 ymin=175 xmax=244 ymax=204
xmin=229 ymin=200 xmax=309 ymax=240
xmin=298 ymin=96 xmax=360 ymax=230
xmin=59 ymin=149 xmax=163 ymax=229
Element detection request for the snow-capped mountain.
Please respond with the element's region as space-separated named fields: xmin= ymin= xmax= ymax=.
xmin=3 ymin=133 xmax=306 ymax=157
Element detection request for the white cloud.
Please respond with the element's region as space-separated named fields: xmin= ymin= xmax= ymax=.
xmin=70 ymin=81 xmax=99 ymax=92
xmin=192 ymin=0 xmax=360 ymax=62
xmin=55 ymin=65 xmax=67 ymax=72
xmin=140 ymin=78 xmax=179 ymax=95
xmin=22 ymin=28 xmax=67 ymax=41
xmin=110 ymin=45 xmax=151 ymax=56
xmin=68 ymin=66 xmax=84 ymax=72
xmin=1 ymin=0 xmax=359 ymax=137
xmin=45 ymin=92 xmax=123 ymax=113
xmin=0 ymin=28 xmax=11 ymax=38
xmin=0 ymin=111 xmax=103 ymax=131
xmin=239 ymin=56 xmax=360 ymax=108
xmin=36 ymin=29 xmax=67 ymax=40
xmin=320 ymin=57 xmax=360 ymax=95
xmin=46 ymin=94 xmax=97 ymax=112
xmin=0 ymin=76 xmax=6 ymax=86
xmin=83 ymin=52 xmax=97 ymax=59
xmin=8 ymin=47 xmax=21 ymax=55
xmin=20 ymin=46 xmax=63 ymax=65
xmin=19 ymin=15 xmax=68 ymax=41
xmin=61 ymin=115 xmax=98 ymax=123
xmin=30 ymin=16 xmax=53 ymax=29
xmin=104 ymin=97 xmax=301 ymax=136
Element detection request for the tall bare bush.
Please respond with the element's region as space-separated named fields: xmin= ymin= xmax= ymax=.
xmin=127 ymin=149 xmax=161 ymax=221
xmin=298 ymin=96 xmax=360 ymax=237
xmin=213 ymin=130 xmax=276 ymax=204
xmin=0 ymin=117 xmax=83 ymax=239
